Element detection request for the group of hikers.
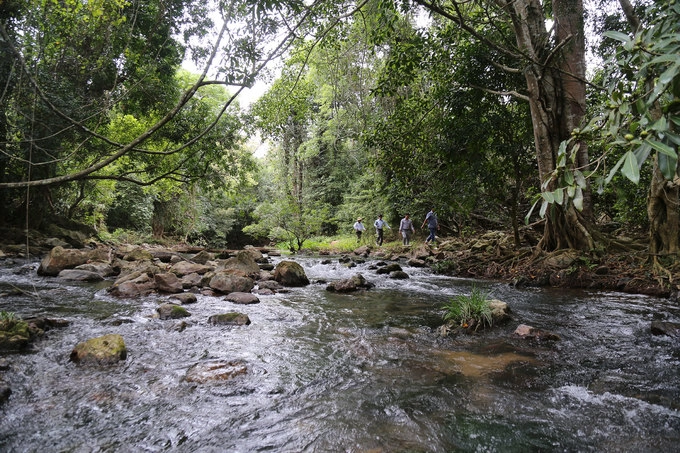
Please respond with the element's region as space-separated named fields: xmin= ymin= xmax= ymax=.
xmin=353 ymin=209 xmax=440 ymax=246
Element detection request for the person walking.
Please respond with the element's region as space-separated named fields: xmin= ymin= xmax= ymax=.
xmin=373 ymin=214 xmax=391 ymax=246
xmin=353 ymin=217 xmax=366 ymax=243
xmin=421 ymin=208 xmax=440 ymax=245
xmin=399 ymin=213 xmax=415 ymax=246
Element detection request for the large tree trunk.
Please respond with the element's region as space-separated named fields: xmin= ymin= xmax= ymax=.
xmin=508 ymin=0 xmax=594 ymax=251
xmin=648 ymin=162 xmax=680 ymax=256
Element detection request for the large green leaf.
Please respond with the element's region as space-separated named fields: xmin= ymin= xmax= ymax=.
xmin=620 ymin=150 xmax=640 ymax=184
xmin=657 ymin=152 xmax=678 ymax=180
xmin=645 ymin=138 xmax=677 ymax=158
xmin=603 ymin=31 xmax=632 ymax=44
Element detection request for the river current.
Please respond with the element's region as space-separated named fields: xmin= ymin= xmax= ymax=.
xmin=0 ymin=255 xmax=679 ymax=452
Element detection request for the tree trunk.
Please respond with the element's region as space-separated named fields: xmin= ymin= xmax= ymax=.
xmin=508 ymin=0 xmax=594 ymax=251
xmin=648 ymin=161 xmax=680 ymax=256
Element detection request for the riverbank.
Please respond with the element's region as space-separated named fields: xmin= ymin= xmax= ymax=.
xmin=0 ymin=226 xmax=677 ymax=299
xmin=309 ymin=230 xmax=679 ymax=300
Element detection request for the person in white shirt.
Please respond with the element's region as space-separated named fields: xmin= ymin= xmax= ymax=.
xmin=353 ymin=217 xmax=366 ymax=243
xmin=373 ymin=214 xmax=391 ymax=246
xmin=399 ymin=214 xmax=415 ymax=246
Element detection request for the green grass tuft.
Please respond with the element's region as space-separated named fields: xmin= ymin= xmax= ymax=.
xmin=442 ymin=286 xmax=493 ymax=331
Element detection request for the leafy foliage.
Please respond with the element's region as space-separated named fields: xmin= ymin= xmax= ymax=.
xmin=598 ymin=2 xmax=680 ymax=185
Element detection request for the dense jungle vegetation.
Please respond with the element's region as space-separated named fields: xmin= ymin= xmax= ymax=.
xmin=0 ymin=1 xmax=678 ymax=277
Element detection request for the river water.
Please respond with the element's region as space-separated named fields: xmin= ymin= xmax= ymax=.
xmin=0 ymin=255 xmax=679 ymax=452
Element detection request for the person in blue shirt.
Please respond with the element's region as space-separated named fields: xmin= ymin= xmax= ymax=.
xmin=373 ymin=214 xmax=391 ymax=246
xmin=421 ymin=208 xmax=439 ymax=245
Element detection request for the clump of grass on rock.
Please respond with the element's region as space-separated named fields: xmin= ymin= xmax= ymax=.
xmin=442 ymin=286 xmax=494 ymax=331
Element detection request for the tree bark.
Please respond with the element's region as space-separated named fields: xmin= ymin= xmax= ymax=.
xmin=507 ymin=0 xmax=594 ymax=251
xmin=647 ymin=161 xmax=680 ymax=256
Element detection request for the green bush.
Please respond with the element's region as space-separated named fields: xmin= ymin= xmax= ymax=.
xmin=442 ymin=286 xmax=493 ymax=331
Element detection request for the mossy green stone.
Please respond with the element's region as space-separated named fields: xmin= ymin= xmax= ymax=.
xmin=171 ymin=305 xmax=190 ymax=318
xmin=70 ymin=334 xmax=127 ymax=365
xmin=0 ymin=319 xmax=31 ymax=351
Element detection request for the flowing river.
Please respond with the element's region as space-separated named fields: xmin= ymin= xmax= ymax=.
xmin=0 ymin=254 xmax=679 ymax=452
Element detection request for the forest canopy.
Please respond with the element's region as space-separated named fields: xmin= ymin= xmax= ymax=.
xmin=0 ymin=0 xmax=678 ymax=259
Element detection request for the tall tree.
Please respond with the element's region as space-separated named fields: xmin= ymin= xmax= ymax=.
xmin=393 ymin=0 xmax=593 ymax=250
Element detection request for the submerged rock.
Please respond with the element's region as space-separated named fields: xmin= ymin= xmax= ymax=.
xmin=389 ymin=270 xmax=409 ymax=279
xmin=70 ymin=334 xmax=127 ymax=365
xmin=651 ymin=321 xmax=680 ymax=337
xmin=513 ymin=324 xmax=560 ymax=341
xmin=184 ymin=360 xmax=248 ymax=384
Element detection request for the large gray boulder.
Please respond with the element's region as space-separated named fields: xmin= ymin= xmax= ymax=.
xmin=57 ymin=269 xmax=105 ymax=282
xmin=224 ymin=292 xmax=260 ymax=305
xmin=209 ymin=273 xmax=255 ymax=294
xmin=74 ymin=261 xmax=116 ymax=277
xmin=170 ymin=261 xmax=214 ymax=276
xmin=154 ymin=272 xmax=183 ymax=293
xmin=273 ymin=261 xmax=309 ymax=287
xmin=37 ymin=246 xmax=110 ymax=276
xmin=217 ymin=250 xmax=261 ymax=277
xmin=108 ymin=272 xmax=156 ymax=297
xmin=326 ymin=273 xmax=374 ymax=292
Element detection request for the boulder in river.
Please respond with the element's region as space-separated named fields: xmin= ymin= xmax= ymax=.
xmin=224 ymin=292 xmax=260 ymax=305
xmin=37 ymin=246 xmax=110 ymax=276
xmin=208 ymin=312 xmax=251 ymax=326
xmin=170 ymin=293 xmax=198 ymax=304
xmin=69 ymin=334 xmax=127 ymax=365
xmin=154 ymin=272 xmax=183 ymax=293
xmin=209 ymin=273 xmax=255 ymax=294
xmin=156 ymin=303 xmax=191 ymax=320
xmin=170 ymin=261 xmax=214 ymax=276
xmin=0 ymin=316 xmax=32 ymax=351
xmin=326 ymin=273 xmax=375 ymax=292
xmin=273 ymin=260 xmax=309 ymax=287
xmin=217 ymin=250 xmax=261 ymax=277
xmin=513 ymin=324 xmax=560 ymax=341
xmin=57 ymin=269 xmax=105 ymax=282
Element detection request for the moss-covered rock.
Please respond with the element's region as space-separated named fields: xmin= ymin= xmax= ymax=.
xmin=157 ymin=303 xmax=191 ymax=320
xmin=0 ymin=318 xmax=31 ymax=351
xmin=208 ymin=312 xmax=251 ymax=326
xmin=273 ymin=260 xmax=309 ymax=287
xmin=69 ymin=334 xmax=127 ymax=365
